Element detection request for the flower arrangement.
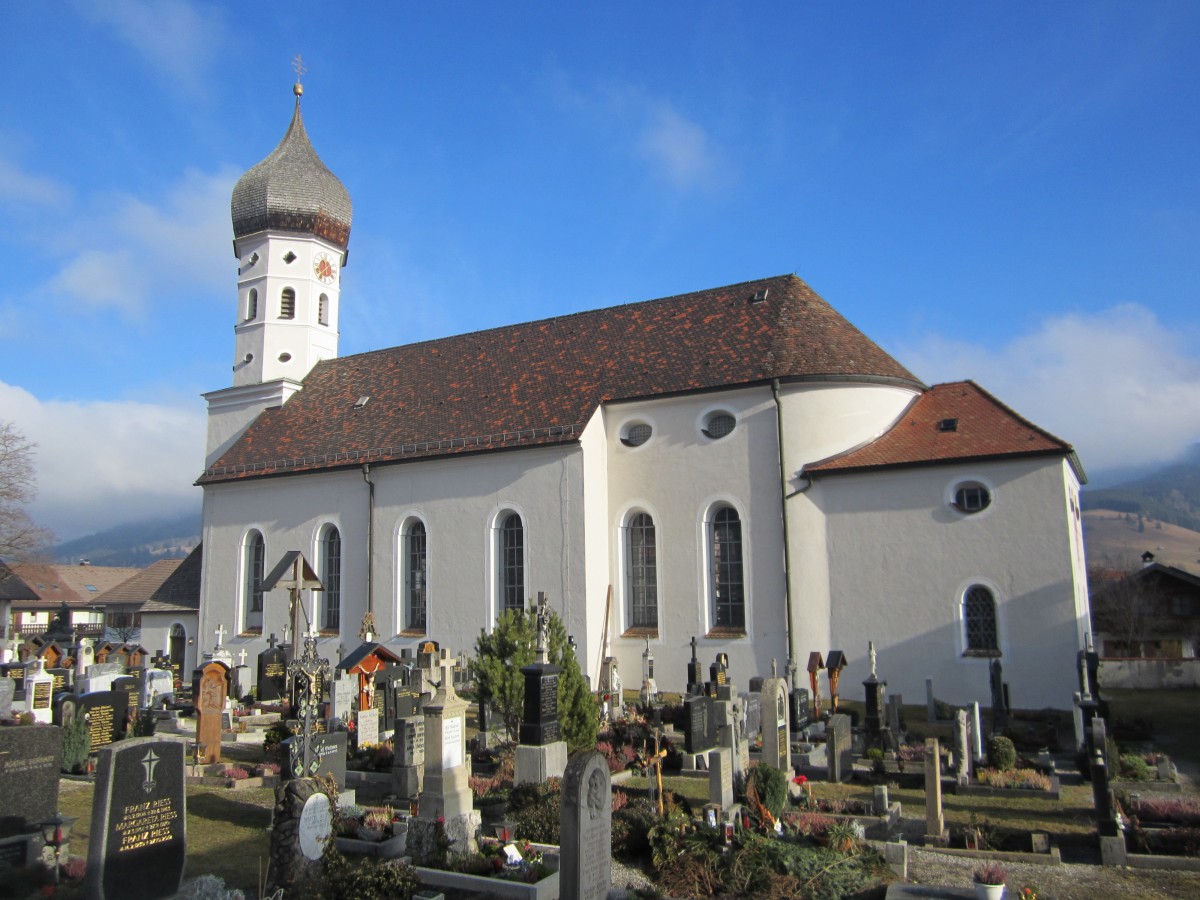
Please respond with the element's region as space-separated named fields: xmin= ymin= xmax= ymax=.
xmin=223 ymin=766 xmax=250 ymax=780
xmin=976 ymin=767 xmax=1052 ymax=791
xmin=477 ymin=837 xmax=552 ymax=883
xmin=973 ymin=862 xmax=1006 ymax=886
xmin=1018 ymin=887 xmax=1039 ymax=900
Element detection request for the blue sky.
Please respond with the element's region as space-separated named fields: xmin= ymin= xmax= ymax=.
xmin=3 ymin=1 xmax=1198 ymax=541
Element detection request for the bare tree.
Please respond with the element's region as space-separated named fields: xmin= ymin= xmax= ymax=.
xmin=0 ymin=421 xmax=55 ymax=562
xmin=1088 ymin=557 xmax=1175 ymax=657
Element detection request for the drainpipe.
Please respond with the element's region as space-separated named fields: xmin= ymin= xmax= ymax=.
xmin=362 ymin=464 xmax=375 ymax=614
xmin=772 ymin=379 xmax=798 ymax=683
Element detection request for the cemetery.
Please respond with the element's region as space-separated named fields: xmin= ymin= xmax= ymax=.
xmin=3 ymin=606 xmax=1200 ymax=899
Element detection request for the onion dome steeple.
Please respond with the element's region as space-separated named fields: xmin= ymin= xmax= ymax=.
xmin=231 ymin=82 xmax=353 ymax=248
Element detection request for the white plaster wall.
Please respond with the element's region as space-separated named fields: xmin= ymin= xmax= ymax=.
xmin=232 ymin=233 xmax=342 ymax=387
xmin=203 ymin=379 xmax=302 ymax=466
xmin=812 ymin=456 xmax=1083 ymax=710
xmin=601 ymin=387 xmax=787 ymax=693
xmin=200 ymin=444 xmax=590 ymax=680
xmin=577 ymin=408 xmax=611 ymax=684
xmin=139 ymin=612 xmax=198 ymax=675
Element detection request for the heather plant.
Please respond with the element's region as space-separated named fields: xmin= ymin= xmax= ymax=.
xmin=976 ymin=767 xmax=1052 ymax=791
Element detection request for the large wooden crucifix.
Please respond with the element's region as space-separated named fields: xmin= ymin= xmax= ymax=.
xmin=260 ymin=551 xmax=324 ymax=665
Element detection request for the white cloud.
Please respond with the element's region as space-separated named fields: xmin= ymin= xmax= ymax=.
xmin=637 ymin=104 xmax=719 ymax=191
xmin=72 ymin=0 xmax=227 ymax=94
xmin=895 ymin=304 xmax=1200 ymax=475
xmin=548 ymin=72 xmax=725 ymax=193
xmin=47 ymin=167 xmax=238 ymax=315
xmin=0 ymin=156 xmax=72 ymax=207
xmin=0 ymin=381 xmax=204 ymax=542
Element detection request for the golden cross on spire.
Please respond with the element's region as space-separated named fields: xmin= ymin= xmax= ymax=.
xmin=292 ymin=54 xmax=307 ymax=83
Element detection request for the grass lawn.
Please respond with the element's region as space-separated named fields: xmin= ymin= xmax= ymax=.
xmin=57 ymin=777 xmax=275 ymax=896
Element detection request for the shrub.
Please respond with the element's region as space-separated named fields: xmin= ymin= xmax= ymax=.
xmin=973 ymin=862 xmax=1006 ymax=885
xmin=976 ymin=768 xmax=1052 ymax=791
xmin=748 ymin=764 xmax=788 ymax=819
xmin=1130 ymin=795 xmax=1200 ymax=827
xmin=320 ymin=847 xmax=419 ymax=900
xmin=987 ymin=735 xmax=1017 ymax=771
xmin=509 ymin=779 xmax=562 ymax=843
xmin=61 ymin=717 xmax=91 ymax=774
xmin=1119 ymin=753 xmax=1154 ymax=782
xmin=612 ymin=797 xmax=657 ymax=860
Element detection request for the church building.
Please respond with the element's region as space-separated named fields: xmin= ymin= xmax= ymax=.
xmin=197 ymin=83 xmax=1092 ymax=710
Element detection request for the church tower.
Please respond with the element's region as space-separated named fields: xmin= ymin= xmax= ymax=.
xmin=204 ymin=78 xmax=353 ymax=467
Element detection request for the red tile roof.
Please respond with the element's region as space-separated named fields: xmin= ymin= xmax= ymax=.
xmin=805 ymin=381 xmax=1079 ymax=477
xmin=6 ymin=563 xmax=142 ymax=607
xmin=200 ymin=274 xmax=922 ymax=483
xmin=98 ymin=546 xmax=201 ymax=612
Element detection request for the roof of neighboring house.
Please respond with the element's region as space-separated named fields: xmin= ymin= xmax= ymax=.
xmin=805 ymin=380 xmax=1082 ymax=480
xmin=6 ymin=563 xmax=143 ymax=608
xmin=98 ymin=545 xmax=202 ymax=613
xmin=0 ymin=561 xmax=38 ymax=602
xmin=199 ymin=274 xmax=923 ymax=484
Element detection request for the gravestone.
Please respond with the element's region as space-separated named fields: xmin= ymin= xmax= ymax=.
xmin=257 ymin=640 xmax=288 ymax=702
xmin=268 ymin=779 xmax=332 ymax=894
xmin=79 ymin=690 xmax=130 ymax=750
xmin=954 ymin=709 xmax=971 ymax=785
xmin=708 ymin=746 xmax=734 ymax=809
xmin=0 ymin=724 xmax=62 ymax=837
xmin=419 ymin=648 xmax=474 ymax=821
xmin=196 ymin=662 xmax=229 ymax=764
xmin=826 ymin=713 xmax=853 ymax=782
xmin=515 ymin=602 xmax=568 ymax=785
xmin=357 ymin=707 xmax=380 ymax=748
xmin=760 ymin=670 xmax=790 ymax=772
xmin=24 ymin=659 xmax=54 ymax=723
xmin=54 ymin=692 xmax=78 ymax=727
xmin=283 ymin=731 xmax=348 ymax=787
xmin=789 ymin=687 xmax=810 ymax=733
xmin=924 ymin=737 xmax=947 ymax=845
xmin=86 ymin=738 xmax=186 ymax=900
xmin=112 ymin=675 xmax=141 ymax=709
xmin=560 ymin=751 xmax=611 ymax=900
xmin=1091 ymin=747 xmax=1118 ymax=837
xmin=685 ymin=636 xmax=704 ymax=696
xmin=970 ymin=701 xmax=984 ymax=762
xmin=393 ymin=715 xmax=425 ymax=798
xmin=0 ymin=678 xmax=13 ymax=718
xmin=47 ymin=666 xmax=72 ymax=696
xmin=742 ymin=693 xmax=762 ymax=742
xmin=683 ymin=694 xmax=712 ymax=754
xmin=925 ymin=678 xmax=936 ymax=722
xmin=862 ymin=643 xmax=885 ymax=749
xmin=887 ymin=693 xmax=904 ymax=736
xmin=329 ymin=674 xmax=357 ymax=724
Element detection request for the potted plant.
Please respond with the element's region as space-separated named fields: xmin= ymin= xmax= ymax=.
xmin=973 ymin=862 xmax=1006 ymax=899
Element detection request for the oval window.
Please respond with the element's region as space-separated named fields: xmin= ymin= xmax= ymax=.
xmin=278 ymin=352 xmax=292 ymax=362
xmin=953 ymin=483 xmax=991 ymax=513
xmin=621 ymin=423 xmax=653 ymax=447
xmin=703 ymin=412 xmax=736 ymax=439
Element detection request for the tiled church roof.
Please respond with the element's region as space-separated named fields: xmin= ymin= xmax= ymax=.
xmin=230 ymin=92 xmax=353 ymax=248
xmin=199 ymin=274 xmax=922 ymax=483
xmin=805 ymin=380 xmax=1080 ymax=477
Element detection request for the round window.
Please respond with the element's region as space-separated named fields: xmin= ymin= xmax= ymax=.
xmin=278 ymin=352 xmax=292 ymax=362
xmin=953 ymin=483 xmax=991 ymax=513
xmin=621 ymin=423 xmax=653 ymax=447
xmin=703 ymin=412 xmax=736 ymax=439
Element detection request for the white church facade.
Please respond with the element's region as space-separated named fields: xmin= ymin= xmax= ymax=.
xmin=197 ymin=84 xmax=1092 ymax=710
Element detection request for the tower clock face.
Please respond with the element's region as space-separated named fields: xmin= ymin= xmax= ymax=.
xmin=313 ymin=252 xmax=337 ymax=284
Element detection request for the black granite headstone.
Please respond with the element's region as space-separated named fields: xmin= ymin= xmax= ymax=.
xmin=112 ymin=675 xmax=141 ymax=708
xmin=0 ymin=724 xmax=63 ymax=837
xmin=519 ymin=664 xmax=561 ymax=746
xmin=79 ymin=690 xmax=130 ymax=750
xmin=283 ymin=731 xmax=348 ymax=787
xmin=257 ymin=647 xmax=287 ymax=702
xmin=47 ymin=667 xmax=72 ymax=696
xmin=789 ymin=688 xmax=810 ymax=732
xmin=86 ymin=738 xmax=186 ymax=900
xmin=684 ymin=694 xmax=711 ymax=753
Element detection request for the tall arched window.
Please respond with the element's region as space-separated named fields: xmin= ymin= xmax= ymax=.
xmin=404 ymin=521 xmax=428 ymax=632
xmin=626 ymin=513 xmax=658 ymax=630
xmin=964 ymin=585 xmax=999 ymax=653
xmin=498 ymin=513 xmax=525 ymax=614
xmin=320 ymin=525 xmax=341 ymax=631
xmin=244 ymin=530 xmax=265 ymax=630
xmin=709 ymin=506 xmax=745 ymax=631
xmin=280 ymin=287 xmax=296 ymax=319
xmin=318 ymin=293 xmax=330 ymax=326
xmin=248 ymin=288 xmax=258 ymax=320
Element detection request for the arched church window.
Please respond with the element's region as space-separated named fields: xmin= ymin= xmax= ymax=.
xmin=625 ymin=512 xmax=658 ymax=630
xmin=405 ymin=521 xmax=427 ymax=633
xmin=498 ymin=513 xmax=525 ymax=614
xmin=708 ymin=506 xmax=745 ymax=632
xmin=320 ymin=525 xmax=341 ymax=631
xmin=319 ymin=293 xmax=330 ymax=326
xmin=963 ymin=585 xmax=999 ymax=654
xmin=248 ymin=288 xmax=258 ymax=321
xmin=243 ymin=530 xmax=265 ymax=632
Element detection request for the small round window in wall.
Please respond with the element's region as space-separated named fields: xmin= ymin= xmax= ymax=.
xmin=278 ymin=352 xmax=292 ymax=363
xmin=953 ymin=482 xmax=991 ymax=513
xmin=621 ymin=422 xmax=653 ymax=447
xmin=703 ymin=412 xmax=736 ymax=439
